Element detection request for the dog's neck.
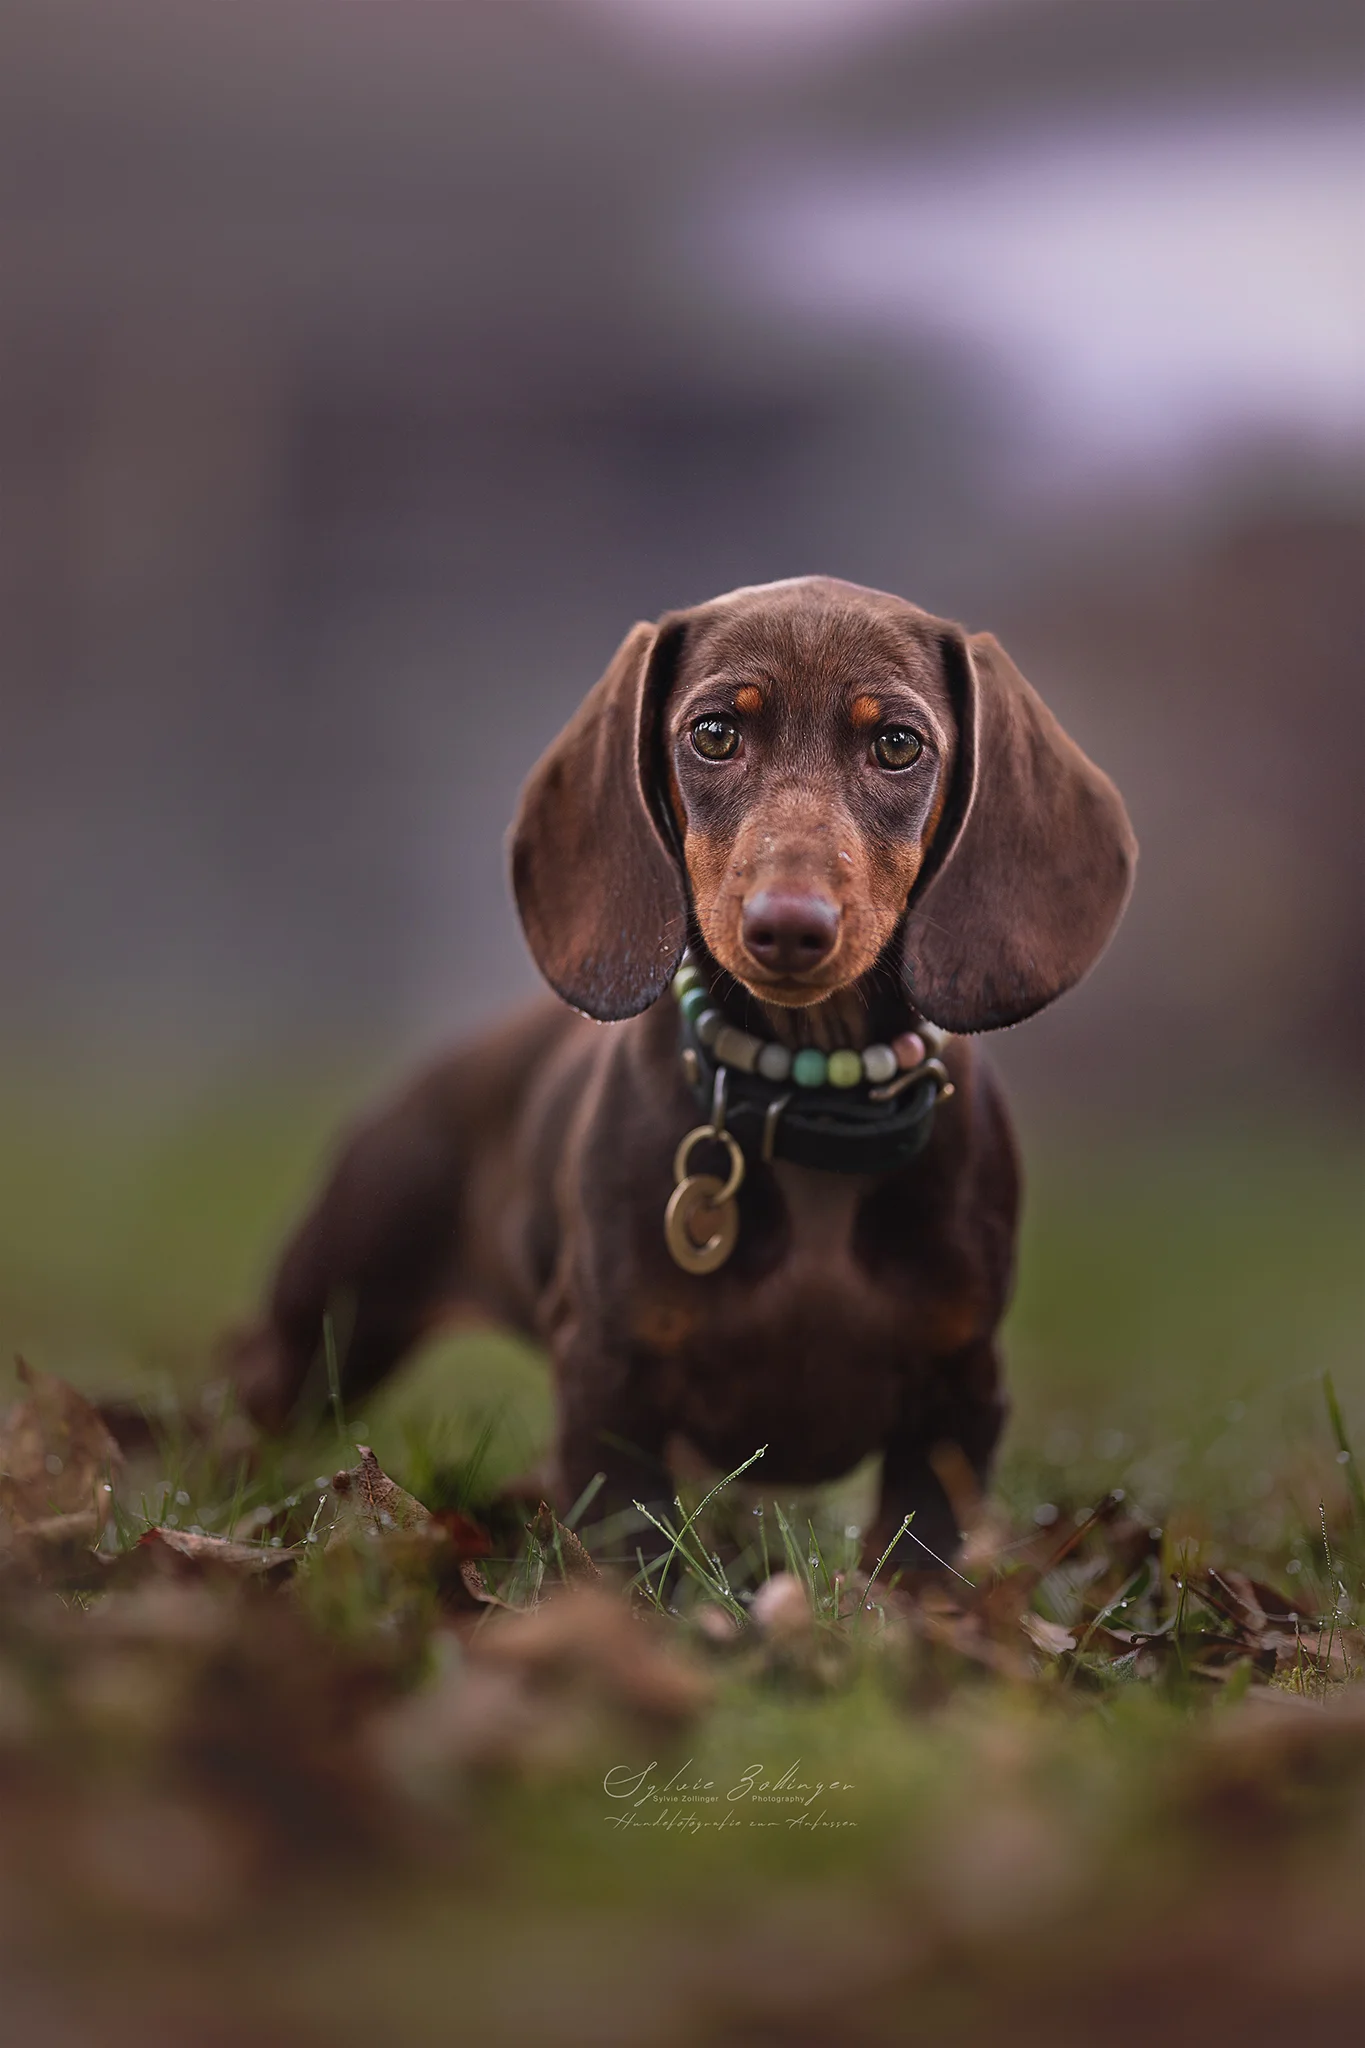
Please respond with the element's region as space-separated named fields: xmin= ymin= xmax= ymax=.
xmin=756 ymin=985 xmax=878 ymax=1054
xmin=696 ymin=954 xmax=919 ymax=1053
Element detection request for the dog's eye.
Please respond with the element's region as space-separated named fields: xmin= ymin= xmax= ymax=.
xmin=691 ymin=716 xmax=740 ymax=762
xmin=872 ymin=726 xmax=923 ymax=771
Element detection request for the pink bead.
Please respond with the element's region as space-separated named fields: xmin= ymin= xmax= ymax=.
xmin=892 ymin=1031 xmax=926 ymax=1071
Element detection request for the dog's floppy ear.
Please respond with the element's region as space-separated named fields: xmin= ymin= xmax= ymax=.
xmin=901 ymin=630 xmax=1136 ymax=1033
xmin=510 ymin=618 xmax=688 ymax=1020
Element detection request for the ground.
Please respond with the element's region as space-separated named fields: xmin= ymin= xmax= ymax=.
xmin=0 ymin=1071 xmax=1361 ymax=2046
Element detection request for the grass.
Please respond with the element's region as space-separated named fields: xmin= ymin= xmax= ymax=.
xmin=0 ymin=1067 xmax=1361 ymax=2044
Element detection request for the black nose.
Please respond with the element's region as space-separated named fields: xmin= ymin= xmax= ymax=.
xmin=741 ymin=889 xmax=840 ymax=975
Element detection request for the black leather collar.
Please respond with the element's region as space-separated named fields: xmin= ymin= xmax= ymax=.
xmin=677 ymin=1005 xmax=948 ymax=1177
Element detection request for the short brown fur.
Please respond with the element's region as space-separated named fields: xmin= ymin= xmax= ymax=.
xmin=231 ymin=577 xmax=1135 ymax=1569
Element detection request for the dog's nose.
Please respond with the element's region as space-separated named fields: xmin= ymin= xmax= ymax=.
xmin=741 ymin=890 xmax=840 ymax=975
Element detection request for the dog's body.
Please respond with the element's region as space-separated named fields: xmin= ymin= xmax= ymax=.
xmin=233 ymin=578 xmax=1134 ymax=1568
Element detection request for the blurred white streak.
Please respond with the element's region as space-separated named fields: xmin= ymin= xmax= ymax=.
xmin=561 ymin=0 xmax=1006 ymax=64
xmin=724 ymin=112 xmax=1364 ymax=473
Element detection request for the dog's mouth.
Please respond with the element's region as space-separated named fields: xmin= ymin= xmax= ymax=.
xmin=731 ymin=963 xmax=849 ymax=1008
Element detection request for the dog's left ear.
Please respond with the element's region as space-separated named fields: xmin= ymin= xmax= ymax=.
xmin=901 ymin=630 xmax=1137 ymax=1032
xmin=510 ymin=618 xmax=688 ymax=1020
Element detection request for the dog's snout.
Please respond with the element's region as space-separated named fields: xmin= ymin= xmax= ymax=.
xmin=740 ymin=889 xmax=840 ymax=976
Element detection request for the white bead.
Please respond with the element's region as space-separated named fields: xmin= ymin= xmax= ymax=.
xmin=918 ymin=1021 xmax=947 ymax=1054
xmin=757 ymin=1041 xmax=792 ymax=1082
xmin=696 ymin=1008 xmax=723 ymax=1048
xmin=862 ymin=1042 xmax=897 ymax=1084
xmin=713 ymin=1024 xmax=761 ymax=1073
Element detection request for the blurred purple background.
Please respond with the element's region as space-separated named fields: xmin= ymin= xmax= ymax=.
xmin=1 ymin=0 xmax=1360 ymax=1121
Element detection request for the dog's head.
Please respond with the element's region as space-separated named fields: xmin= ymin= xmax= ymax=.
xmin=510 ymin=576 xmax=1135 ymax=1033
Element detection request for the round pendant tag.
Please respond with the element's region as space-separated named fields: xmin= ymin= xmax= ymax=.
xmin=664 ymin=1173 xmax=739 ymax=1275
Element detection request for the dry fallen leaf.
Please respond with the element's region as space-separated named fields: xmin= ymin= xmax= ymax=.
xmin=0 ymin=1358 xmax=122 ymax=1531
xmin=328 ymin=1444 xmax=433 ymax=1540
xmin=372 ymin=1587 xmax=712 ymax=1785
xmin=1020 ymin=1613 xmax=1078 ymax=1657
xmin=322 ymin=1447 xmax=498 ymax=1617
xmin=528 ymin=1501 xmax=600 ymax=1587
xmin=908 ymin=1581 xmax=1037 ymax=1682
xmin=128 ymin=1527 xmax=299 ymax=1580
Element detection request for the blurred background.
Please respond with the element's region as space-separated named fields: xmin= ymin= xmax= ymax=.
xmin=0 ymin=0 xmax=1360 ymax=1421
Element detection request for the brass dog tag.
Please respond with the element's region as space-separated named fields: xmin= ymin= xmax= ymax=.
xmin=665 ymin=1124 xmax=745 ymax=1276
xmin=665 ymin=1173 xmax=739 ymax=1275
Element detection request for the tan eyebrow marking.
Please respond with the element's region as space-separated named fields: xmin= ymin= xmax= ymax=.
xmin=733 ymin=684 xmax=764 ymax=716
xmin=850 ymin=694 xmax=881 ymax=728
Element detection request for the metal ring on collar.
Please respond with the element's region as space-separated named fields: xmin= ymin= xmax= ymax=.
xmin=673 ymin=1124 xmax=746 ymax=1205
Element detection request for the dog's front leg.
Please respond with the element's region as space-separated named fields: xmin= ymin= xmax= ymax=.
xmin=552 ymin=1344 xmax=678 ymax=1583
xmin=868 ymin=1339 xmax=1007 ymax=1578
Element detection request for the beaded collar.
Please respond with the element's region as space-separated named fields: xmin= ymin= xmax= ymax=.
xmin=670 ymin=952 xmax=953 ymax=1180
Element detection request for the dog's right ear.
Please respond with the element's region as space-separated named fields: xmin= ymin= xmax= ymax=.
xmin=510 ymin=619 xmax=689 ymax=1020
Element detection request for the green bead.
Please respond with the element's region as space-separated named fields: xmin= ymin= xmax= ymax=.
xmin=827 ymin=1048 xmax=862 ymax=1089
xmin=672 ymin=964 xmax=704 ymax=998
xmin=677 ymin=984 xmax=710 ymax=1026
xmin=792 ymin=1047 xmax=828 ymax=1089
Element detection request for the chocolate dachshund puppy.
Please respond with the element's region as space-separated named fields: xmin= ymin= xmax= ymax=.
xmin=232 ymin=576 xmax=1135 ymax=1570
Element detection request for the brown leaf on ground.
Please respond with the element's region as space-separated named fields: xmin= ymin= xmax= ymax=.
xmin=0 ymin=1509 xmax=112 ymax=1590
xmin=328 ymin=1445 xmax=433 ymax=1542
xmin=880 ymin=1512 xmax=1096 ymax=1679
xmin=0 ymin=1582 xmax=404 ymax=1918
xmin=477 ymin=1589 xmax=708 ymax=1721
xmin=1192 ymin=1567 xmax=1360 ymax=1682
xmin=372 ymin=1587 xmax=712 ymax=1786
xmin=528 ymin=1501 xmax=600 ymax=1586
xmin=322 ymin=1449 xmax=497 ymax=1616
xmin=908 ymin=1580 xmax=1037 ymax=1681
xmin=126 ymin=1527 xmax=299 ymax=1580
xmin=1020 ymin=1613 xmax=1077 ymax=1657
xmin=0 ymin=1358 xmax=122 ymax=1531
xmin=457 ymin=1557 xmax=514 ymax=1608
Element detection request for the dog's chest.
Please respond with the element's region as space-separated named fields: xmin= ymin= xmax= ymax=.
xmin=636 ymin=1161 xmax=930 ymax=1477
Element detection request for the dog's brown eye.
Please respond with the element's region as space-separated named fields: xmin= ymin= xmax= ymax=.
xmin=691 ymin=716 xmax=740 ymax=762
xmin=872 ymin=726 xmax=922 ymax=771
